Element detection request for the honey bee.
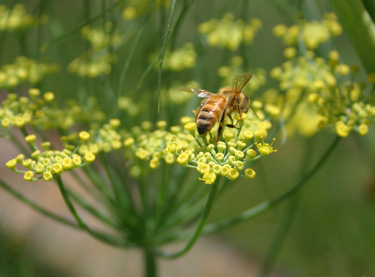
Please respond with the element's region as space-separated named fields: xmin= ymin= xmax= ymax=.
xmin=184 ymin=72 xmax=252 ymax=142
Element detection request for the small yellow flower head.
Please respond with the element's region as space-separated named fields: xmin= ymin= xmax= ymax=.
xmin=109 ymin=118 xmax=121 ymax=128
xmin=246 ymin=149 xmax=257 ymax=160
xmin=256 ymin=138 xmax=277 ymax=155
xmin=22 ymin=159 xmax=32 ymax=168
xmin=52 ymin=163 xmax=63 ymax=174
xmin=184 ymin=122 xmax=196 ymax=132
xmin=284 ymin=47 xmax=297 ymax=59
xmin=28 ymin=88 xmax=40 ymax=97
xmin=62 ymin=157 xmax=73 ymax=169
xmin=220 ymin=164 xmax=231 ymax=176
xmin=235 ymin=161 xmax=244 ymax=171
xmin=124 ymin=137 xmax=135 ymax=147
xmin=335 ymin=121 xmax=350 ymax=137
xmin=72 ymin=154 xmax=82 ymax=166
xmin=34 ymin=163 xmax=45 ymax=174
xmin=254 ymin=130 xmax=266 ymax=140
xmin=23 ymin=171 xmax=34 ymax=181
xmin=79 ymin=131 xmax=90 ymax=141
xmin=215 ymin=152 xmax=224 ymax=161
xmin=41 ymin=141 xmax=51 ymax=149
xmin=177 ymin=153 xmax=189 ymax=165
xmin=150 ymin=158 xmax=160 ymax=169
xmin=43 ymin=92 xmax=55 ymax=102
xmin=199 ymin=171 xmax=217 ymax=185
xmin=228 ymin=168 xmax=239 ymax=180
xmin=25 ymin=134 xmax=36 ymax=144
xmin=180 ymin=116 xmax=194 ymax=125
xmin=358 ymin=124 xmax=368 ymax=136
xmin=157 ymin=120 xmax=167 ymax=129
xmin=43 ymin=171 xmax=53 ymax=181
xmin=164 ymin=153 xmax=175 ymax=164
xmin=31 ymin=150 xmax=41 ymax=159
xmin=84 ymin=151 xmax=96 ymax=163
xmin=197 ymin=163 xmax=210 ymax=174
xmin=6 ymin=159 xmax=17 ymax=169
xmin=245 ymin=168 xmax=256 ymax=179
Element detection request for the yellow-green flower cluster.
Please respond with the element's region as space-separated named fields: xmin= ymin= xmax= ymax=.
xmin=68 ymin=22 xmax=122 ymax=78
xmin=0 ymin=4 xmax=47 ymax=31
xmin=273 ymin=13 xmax=342 ymax=49
xmin=62 ymin=119 xmax=123 ymax=155
xmin=122 ymin=0 xmax=171 ymax=21
xmin=162 ymin=43 xmax=197 ymax=71
xmin=0 ymin=89 xmax=55 ymax=128
xmin=124 ymin=112 xmax=276 ymax=184
xmin=0 ymin=88 xmax=105 ymax=130
xmin=270 ymin=52 xmax=349 ymax=92
xmin=81 ymin=23 xmax=122 ymax=51
xmin=124 ymin=119 xmax=197 ymax=175
xmin=5 ymin=133 xmax=95 ymax=182
xmin=118 ymin=96 xmax=140 ymax=117
xmin=308 ymin=80 xmax=375 ymax=137
xmin=199 ymin=13 xmax=262 ymax=51
xmin=218 ymin=56 xmax=267 ymax=93
xmin=68 ymin=52 xmax=115 ymax=78
xmin=0 ymin=56 xmax=59 ymax=89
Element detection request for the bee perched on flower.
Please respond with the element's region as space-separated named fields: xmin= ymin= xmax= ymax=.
xmin=183 ymin=73 xmax=252 ymax=142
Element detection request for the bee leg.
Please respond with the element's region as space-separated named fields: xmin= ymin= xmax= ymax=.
xmin=225 ymin=114 xmax=239 ymax=129
xmin=217 ymin=109 xmax=227 ymax=143
xmin=233 ymin=96 xmax=243 ymax=120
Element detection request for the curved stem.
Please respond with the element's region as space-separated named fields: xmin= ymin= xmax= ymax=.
xmin=153 ymin=176 xmax=221 ymax=259
xmin=55 ymin=175 xmax=132 ymax=248
xmin=0 ymin=178 xmax=78 ymax=229
xmin=202 ymin=136 xmax=341 ymax=235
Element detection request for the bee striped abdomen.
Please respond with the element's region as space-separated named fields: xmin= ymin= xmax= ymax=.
xmin=196 ymin=96 xmax=226 ymax=135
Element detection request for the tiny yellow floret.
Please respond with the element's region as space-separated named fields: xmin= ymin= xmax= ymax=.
xmin=79 ymin=131 xmax=90 ymax=141
xmin=43 ymin=171 xmax=53 ymax=181
xmin=25 ymin=134 xmax=36 ymax=143
xmin=24 ymin=171 xmax=34 ymax=181
xmin=245 ymin=168 xmax=256 ymax=179
xmin=6 ymin=159 xmax=17 ymax=169
xmin=84 ymin=151 xmax=96 ymax=163
xmin=43 ymin=92 xmax=55 ymax=102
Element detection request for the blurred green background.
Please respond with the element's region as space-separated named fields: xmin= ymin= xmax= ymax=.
xmin=1 ymin=0 xmax=375 ymax=276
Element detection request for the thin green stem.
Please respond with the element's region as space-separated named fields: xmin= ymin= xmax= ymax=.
xmin=153 ymin=176 xmax=221 ymax=258
xmin=0 ymin=178 xmax=78 ymax=229
xmin=55 ymin=175 xmax=132 ymax=248
xmin=144 ymin=249 xmax=157 ymax=277
xmin=157 ymin=0 xmax=178 ymax=114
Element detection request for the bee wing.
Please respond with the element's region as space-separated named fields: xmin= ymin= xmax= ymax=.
xmin=181 ymin=88 xmax=215 ymax=98
xmin=232 ymin=72 xmax=253 ymax=93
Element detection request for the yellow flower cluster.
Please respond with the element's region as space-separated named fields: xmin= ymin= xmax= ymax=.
xmin=199 ymin=13 xmax=262 ymax=51
xmin=68 ymin=22 xmax=122 ymax=78
xmin=5 ymin=133 xmax=95 ymax=182
xmin=0 ymin=88 xmax=105 ymax=130
xmin=76 ymin=119 xmax=123 ymax=154
xmin=118 ymin=96 xmax=140 ymax=117
xmin=218 ymin=56 xmax=267 ymax=93
xmin=81 ymin=23 xmax=122 ymax=51
xmin=270 ymin=52 xmax=349 ymax=92
xmin=0 ymin=56 xmax=59 ymax=89
xmin=273 ymin=13 xmax=342 ymax=49
xmin=0 ymin=4 xmax=47 ymax=31
xmin=122 ymin=0 xmax=171 ymax=21
xmin=162 ymin=43 xmax=197 ymax=71
xmin=125 ymin=112 xmax=276 ymax=184
xmin=68 ymin=52 xmax=115 ymax=78
xmin=0 ymin=89 xmax=55 ymax=128
xmin=308 ymin=82 xmax=375 ymax=137
xmin=124 ymin=119 xmax=197 ymax=175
